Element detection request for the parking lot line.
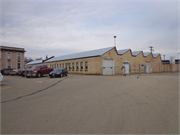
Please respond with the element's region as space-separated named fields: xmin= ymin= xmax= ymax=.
xmin=1 ymin=87 xmax=12 ymax=90
xmin=35 ymin=81 xmax=43 ymax=83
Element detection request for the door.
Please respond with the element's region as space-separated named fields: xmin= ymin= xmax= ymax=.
xmin=146 ymin=62 xmax=152 ymax=73
xmin=123 ymin=61 xmax=130 ymax=74
xmin=103 ymin=59 xmax=114 ymax=75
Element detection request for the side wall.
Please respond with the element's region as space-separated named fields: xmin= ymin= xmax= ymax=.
xmin=45 ymin=56 xmax=102 ymax=75
xmin=0 ymin=50 xmax=25 ymax=69
xmin=24 ymin=48 xmax=162 ymax=75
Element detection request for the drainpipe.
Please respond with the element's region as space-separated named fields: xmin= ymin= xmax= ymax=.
xmin=139 ymin=64 xmax=141 ymax=76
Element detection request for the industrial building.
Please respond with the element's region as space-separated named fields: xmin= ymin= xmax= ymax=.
xmin=26 ymin=46 xmax=161 ymax=75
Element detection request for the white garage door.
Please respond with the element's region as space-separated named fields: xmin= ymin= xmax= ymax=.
xmin=103 ymin=59 xmax=114 ymax=75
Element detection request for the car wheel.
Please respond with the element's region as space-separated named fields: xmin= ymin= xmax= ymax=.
xmin=60 ymin=74 xmax=61 ymax=78
xmin=26 ymin=76 xmax=30 ymax=78
xmin=65 ymin=74 xmax=67 ymax=76
xmin=50 ymin=76 xmax=52 ymax=78
xmin=37 ymin=72 xmax=41 ymax=78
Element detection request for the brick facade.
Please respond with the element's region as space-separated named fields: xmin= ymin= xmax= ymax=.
xmin=0 ymin=46 xmax=26 ymax=69
xmin=25 ymin=47 xmax=162 ymax=75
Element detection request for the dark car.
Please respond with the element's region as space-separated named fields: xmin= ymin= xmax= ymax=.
xmin=3 ymin=68 xmax=14 ymax=75
xmin=49 ymin=68 xmax=68 ymax=78
xmin=21 ymin=67 xmax=32 ymax=77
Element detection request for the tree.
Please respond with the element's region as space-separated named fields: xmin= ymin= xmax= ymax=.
xmin=24 ymin=57 xmax=34 ymax=64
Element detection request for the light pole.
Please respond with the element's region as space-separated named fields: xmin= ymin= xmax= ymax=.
xmin=114 ymin=36 xmax=116 ymax=47
xmin=178 ymin=53 xmax=179 ymax=59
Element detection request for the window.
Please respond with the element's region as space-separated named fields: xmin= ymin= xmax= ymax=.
xmin=60 ymin=63 xmax=61 ymax=68
xmin=69 ymin=63 xmax=71 ymax=71
xmin=76 ymin=62 xmax=79 ymax=71
xmin=7 ymin=62 xmax=11 ymax=68
xmin=85 ymin=62 xmax=88 ymax=71
xmin=65 ymin=63 xmax=67 ymax=69
xmin=17 ymin=63 xmax=20 ymax=69
xmin=17 ymin=53 xmax=21 ymax=60
xmin=55 ymin=64 xmax=56 ymax=68
xmin=62 ymin=63 xmax=64 ymax=68
xmin=72 ymin=63 xmax=74 ymax=71
xmin=80 ymin=62 xmax=83 ymax=71
xmin=7 ymin=52 xmax=11 ymax=59
xmin=57 ymin=64 xmax=58 ymax=68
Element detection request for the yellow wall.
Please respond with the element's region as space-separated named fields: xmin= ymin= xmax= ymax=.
xmin=25 ymin=47 xmax=162 ymax=75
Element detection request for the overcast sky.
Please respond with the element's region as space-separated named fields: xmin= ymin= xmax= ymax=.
xmin=1 ymin=0 xmax=179 ymax=60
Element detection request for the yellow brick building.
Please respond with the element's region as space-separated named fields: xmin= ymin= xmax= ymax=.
xmin=25 ymin=46 xmax=161 ymax=75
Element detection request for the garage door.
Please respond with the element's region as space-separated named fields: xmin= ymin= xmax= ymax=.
xmin=103 ymin=59 xmax=114 ymax=75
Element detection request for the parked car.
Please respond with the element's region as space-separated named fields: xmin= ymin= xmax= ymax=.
xmin=25 ymin=65 xmax=53 ymax=78
xmin=49 ymin=68 xmax=68 ymax=78
xmin=0 ymin=73 xmax=3 ymax=82
xmin=1 ymin=69 xmax=5 ymax=75
xmin=9 ymin=69 xmax=21 ymax=76
xmin=17 ymin=69 xmax=24 ymax=75
xmin=21 ymin=67 xmax=32 ymax=77
xmin=3 ymin=68 xmax=14 ymax=75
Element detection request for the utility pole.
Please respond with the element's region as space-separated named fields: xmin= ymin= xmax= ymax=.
xmin=114 ymin=36 xmax=116 ymax=47
xmin=149 ymin=46 xmax=154 ymax=53
xmin=163 ymin=55 xmax=165 ymax=60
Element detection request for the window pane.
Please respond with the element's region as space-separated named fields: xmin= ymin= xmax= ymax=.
xmin=7 ymin=53 xmax=11 ymax=59
xmin=17 ymin=63 xmax=20 ymax=69
xmin=72 ymin=63 xmax=74 ymax=71
xmin=69 ymin=63 xmax=71 ymax=71
xmin=7 ymin=62 xmax=11 ymax=68
xmin=85 ymin=62 xmax=88 ymax=71
xmin=17 ymin=53 xmax=21 ymax=59
xmin=81 ymin=62 xmax=83 ymax=71
xmin=76 ymin=62 xmax=79 ymax=71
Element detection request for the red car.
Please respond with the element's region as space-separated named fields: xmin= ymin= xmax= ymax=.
xmin=25 ymin=65 xmax=53 ymax=78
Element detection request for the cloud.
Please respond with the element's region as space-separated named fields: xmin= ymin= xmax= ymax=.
xmin=1 ymin=0 xmax=179 ymax=60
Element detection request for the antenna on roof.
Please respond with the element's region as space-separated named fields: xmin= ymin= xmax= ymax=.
xmin=114 ymin=36 xmax=117 ymax=47
xmin=149 ymin=46 xmax=154 ymax=54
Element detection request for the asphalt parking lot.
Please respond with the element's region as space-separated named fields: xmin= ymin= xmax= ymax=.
xmin=1 ymin=73 xmax=179 ymax=134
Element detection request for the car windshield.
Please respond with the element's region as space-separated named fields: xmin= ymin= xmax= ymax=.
xmin=54 ymin=68 xmax=63 ymax=71
xmin=26 ymin=67 xmax=32 ymax=69
xmin=31 ymin=66 xmax=41 ymax=69
xmin=14 ymin=69 xmax=19 ymax=71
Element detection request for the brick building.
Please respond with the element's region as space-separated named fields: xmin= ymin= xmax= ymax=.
xmin=0 ymin=46 xmax=26 ymax=69
xmin=25 ymin=46 xmax=162 ymax=75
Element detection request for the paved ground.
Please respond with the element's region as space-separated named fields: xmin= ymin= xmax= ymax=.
xmin=1 ymin=73 xmax=179 ymax=134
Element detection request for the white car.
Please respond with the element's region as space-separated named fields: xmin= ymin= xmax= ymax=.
xmin=0 ymin=73 xmax=4 ymax=82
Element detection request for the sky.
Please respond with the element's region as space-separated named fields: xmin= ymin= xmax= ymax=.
xmin=0 ymin=0 xmax=179 ymax=60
